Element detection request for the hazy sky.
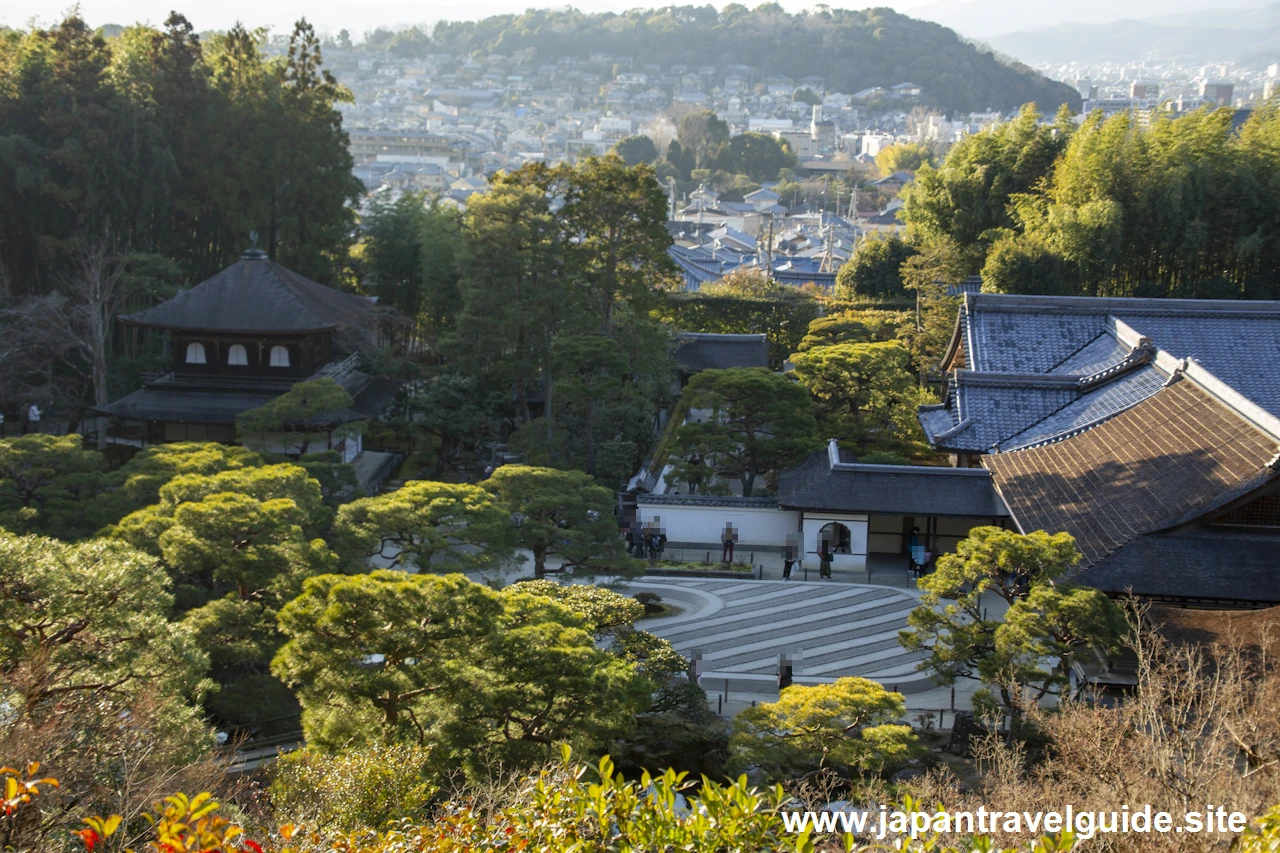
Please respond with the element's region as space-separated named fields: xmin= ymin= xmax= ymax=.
xmin=0 ymin=0 xmax=1237 ymax=41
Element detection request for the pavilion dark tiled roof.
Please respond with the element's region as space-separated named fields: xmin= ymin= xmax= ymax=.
xmin=122 ymin=250 xmax=376 ymax=333
xmin=984 ymin=378 xmax=1280 ymax=567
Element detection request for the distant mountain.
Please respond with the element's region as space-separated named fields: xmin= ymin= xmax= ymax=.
xmin=983 ymin=2 xmax=1280 ymax=64
xmin=425 ymin=6 xmax=1081 ymax=114
xmin=905 ymin=0 xmax=1273 ymax=39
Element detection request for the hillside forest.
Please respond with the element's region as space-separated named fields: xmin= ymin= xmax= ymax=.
xmin=377 ymin=5 xmax=1082 ymax=114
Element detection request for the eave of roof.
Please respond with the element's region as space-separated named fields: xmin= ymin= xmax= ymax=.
xmin=120 ymin=255 xmax=376 ymax=334
xmin=1074 ymin=530 xmax=1280 ymax=604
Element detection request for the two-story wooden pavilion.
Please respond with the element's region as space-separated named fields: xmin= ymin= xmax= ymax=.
xmin=98 ymin=249 xmax=395 ymax=456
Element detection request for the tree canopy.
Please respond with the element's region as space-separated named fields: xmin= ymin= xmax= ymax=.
xmin=672 ymin=368 xmax=817 ymax=496
xmin=273 ymin=571 xmax=652 ymax=775
xmin=728 ymin=677 xmax=918 ymax=779
xmin=981 ymin=105 xmax=1280 ymax=299
xmin=899 ymin=526 xmax=1128 ymax=708
xmin=835 ymin=236 xmax=918 ymax=300
xmin=0 ymin=14 xmax=360 ymax=293
xmin=796 ymin=309 xmax=912 ymax=352
xmin=875 ymin=141 xmax=937 ymax=176
xmin=332 ymin=480 xmax=514 ymax=574
xmin=0 ymin=434 xmax=108 ymax=539
xmin=790 ymin=341 xmax=935 ymax=458
xmin=484 ymin=465 xmax=622 ymax=577
xmin=612 ymin=134 xmax=659 ymax=166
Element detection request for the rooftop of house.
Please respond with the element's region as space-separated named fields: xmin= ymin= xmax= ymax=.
xmin=122 ymin=249 xmax=377 ymax=334
xmin=778 ymin=439 xmax=1007 ymax=517
xmin=920 ymin=293 xmax=1280 ymax=453
xmin=671 ymin=332 xmax=770 ymax=373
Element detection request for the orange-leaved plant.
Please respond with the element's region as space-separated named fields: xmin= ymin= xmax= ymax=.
xmin=77 ymin=792 xmax=274 ymax=853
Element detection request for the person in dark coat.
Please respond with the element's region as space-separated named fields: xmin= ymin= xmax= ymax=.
xmin=782 ymin=535 xmax=798 ymax=581
xmin=907 ymin=526 xmax=924 ymax=576
xmin=818 ymin=541 xmax=833 ymax=580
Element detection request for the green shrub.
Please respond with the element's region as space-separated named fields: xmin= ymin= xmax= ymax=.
xmin=269 ymin=744 xmax=438 ymax=831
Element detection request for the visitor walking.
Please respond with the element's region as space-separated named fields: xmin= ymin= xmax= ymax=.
xmin=818 ymin=541 xmax=832 ymax=580
xmin=24 ymin=403 xmax=40 ymax=435
xmin=652 ymin=528 xmax=667 ymax=560
xmin=630 ymin=520 xmax=645 ymax=557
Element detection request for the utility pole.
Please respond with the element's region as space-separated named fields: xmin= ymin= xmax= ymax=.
xmin=667 ymin=176 xmax=677 ymax=221
xmin=764 ymin=211 xmax=775 ymax=283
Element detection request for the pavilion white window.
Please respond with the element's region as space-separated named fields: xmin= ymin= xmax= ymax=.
xmin=227 ymin=344 xmax=248 ymax=366
xmin=185 ymin=342 xmax=207 ymax=364
xmin=269 ymin=345 xmax=291 ymax=367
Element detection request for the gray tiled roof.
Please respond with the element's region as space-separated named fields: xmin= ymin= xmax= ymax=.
xmin=99 ymin=373 xmax=390 ymax=425
xmin=969 ymin=310 xmax=1104 ymax=373
xmin=637 ymin=494 xmax=779 ymax=508
xmin=1074 ymin=530 xmax=1280 ymax=604
xmin=963 ymin=294 xmax=1280 ymax=413
xmin=1048 ymin=332 xmax=1133 ymax=376
xmin=923 ymin=294 xmax=1280 ymax=453
xmin=917 ymin=406 xmax=957 ymax=440
xmin=672 ymin=333 xmax=770 ymax=373
xmin=1000 ymin=365 xmax=1170 ymax=451
xmin=949 ymin=375 xmax=1078 ymax=451
xmin=98 ymin=387 xmax=281 ymax=424
xmin=122 ymin=252 xmax=376 ymax=333
xmin=778 ymin=447 xmax=1006 ymax=517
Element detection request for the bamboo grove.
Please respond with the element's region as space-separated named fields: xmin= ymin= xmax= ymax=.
xmin=901 ymin=102 xmax=1280 ymax=300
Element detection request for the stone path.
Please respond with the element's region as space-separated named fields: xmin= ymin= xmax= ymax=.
xmin=627 ymin=578 xmax=933 ymax=695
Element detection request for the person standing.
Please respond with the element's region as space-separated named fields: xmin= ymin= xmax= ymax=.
xmin=782 ymin=535 xmax=798 ymax=581
xmin=907 ymin=526 xmax=926 ymax=577
xmin=25 ymin=403 xmax=40 ymax=435
xmin=721 ymin=523 xmax=737 ymax=563
xmin=818 ymin=541 xmax=832 ymax=580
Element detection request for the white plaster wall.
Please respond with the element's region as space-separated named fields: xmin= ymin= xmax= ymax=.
xmin=801 ymin=513 xmax=870 ymax=572
xmin=637 ymin=503 xmax=801 ymax=549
